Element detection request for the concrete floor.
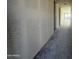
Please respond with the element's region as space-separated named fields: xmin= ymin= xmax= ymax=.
xmin=34 ymin=27 xmax=72 ymax=59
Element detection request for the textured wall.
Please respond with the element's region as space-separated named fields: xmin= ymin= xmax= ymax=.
xmin=7 ymin=0 xmax=54 ymax=59
xmin=56 ymin=4 xmax=60 ymax=29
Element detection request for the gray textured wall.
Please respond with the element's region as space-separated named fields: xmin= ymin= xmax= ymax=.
xmin=56 ymin=4 xmax=60 ymax=29
xmin=7 ymin=0 xmax=54 ymax=59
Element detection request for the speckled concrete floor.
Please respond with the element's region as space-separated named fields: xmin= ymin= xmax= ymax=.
xmin=34 ymin=27 xmax=72 ymax=59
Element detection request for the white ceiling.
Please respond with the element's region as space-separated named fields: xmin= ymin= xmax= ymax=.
xmin=55 ymin=0 xmax=72 ymax=4
xmin=55 ymin=0 xmax=72 ymax=6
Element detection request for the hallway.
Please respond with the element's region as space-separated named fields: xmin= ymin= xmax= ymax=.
xmin=7 ymin=0 xmax=72 ymax=59
xmin=34 ymin=27 xmax=72 ymax=59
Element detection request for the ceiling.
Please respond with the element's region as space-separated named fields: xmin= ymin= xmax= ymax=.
xmin=55 ymin=0 xmax=72 ymax=4
xmin=55 ymin=0 xmax=72 ymax=7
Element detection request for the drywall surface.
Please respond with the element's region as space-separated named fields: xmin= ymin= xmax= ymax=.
xmin=39 ymin=0 xmax=54 ymax=47
xmin=56 ymin=4 xmax=60 ymax=28
xmin=7 ymin=0 xmax=54 ymax=59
